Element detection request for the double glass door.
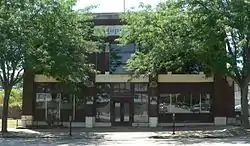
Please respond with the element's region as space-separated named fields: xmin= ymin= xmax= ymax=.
xmin=112 ymin=100 xmax=132 ymax=126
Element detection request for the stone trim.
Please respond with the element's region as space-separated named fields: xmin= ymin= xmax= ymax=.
xmin=214 ymin=117 xmax=227 ymax=125
xmin=149 ymin=117 xmax=158 ymax=127
xmin=85 ymin=117 xmax=95 ymax=128
xmin=21 ymin=115 xmax=33 ymax=127
xmin=132 ymin=123 xmax=149 ymax=127
xmin=34 ymin=75 xmax=59 ymax=82
xmin=158 ymin=73 xmax=213 ymax=83
xmin=158 ymin=123 xmax=214 ymax=127
xmin=95 ymin=122 xmax=111 ymax=127
xmin=95 ymin=74 xmax=149 ymax=82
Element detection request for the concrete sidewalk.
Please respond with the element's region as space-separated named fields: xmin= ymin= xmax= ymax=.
xmin=1 ymin=126 xmax=247 ymax=139
xmin=34 ymin=125 xmax=233 ymax=132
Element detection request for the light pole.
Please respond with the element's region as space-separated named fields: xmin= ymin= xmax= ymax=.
xmin=123 ymin=0 xmax=126 ymax=12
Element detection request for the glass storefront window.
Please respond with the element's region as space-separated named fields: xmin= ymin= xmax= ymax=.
xmin=159 ymin=94 xmax=171 ymax=113
xmin=60 ymin=93 xmax=73 ymax=110
xmin=159 ymin=93 xmax=211 ymax=113
xmin=76 ymin=96 xmax=85 ymax=109
xmin=134 ymin=84 xmax=148 ymax=92
xmin=96 ymin=84 xmax=111 ymax=122
xmin=110 ymin=43 xmax=135 ymax=74
xmin=134 ymin=93 xmax=148 ymax=122
xmin=113 ymin=83 xmax=131 ymax=93
xmin=133 ymin=83 xmax=149 ymax=123
xmin=36 ymin=93 xmax=47 ymax=109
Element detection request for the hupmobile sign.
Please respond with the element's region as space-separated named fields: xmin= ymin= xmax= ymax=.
xmin=94 ymin=25 xmax=123 ymax=36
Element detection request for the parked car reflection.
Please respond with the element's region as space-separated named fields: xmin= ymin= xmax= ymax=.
xmin=235 ymin=103 xmax=250 ymax=117
xmin=190 ymin=103 xmax=210 ymax=113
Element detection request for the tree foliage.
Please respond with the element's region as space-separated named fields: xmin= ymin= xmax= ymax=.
xmin=120 ymin=0 xmax=250 ymax=126
xmin=0 ymin=0 xmax=99 ymax=132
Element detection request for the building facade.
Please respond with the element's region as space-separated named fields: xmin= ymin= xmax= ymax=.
xmin=21 ymin=13 xmax=235 ymax=128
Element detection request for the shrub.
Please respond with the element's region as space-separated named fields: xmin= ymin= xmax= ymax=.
xmin=0 ymin=89 xmax=22 ymax=106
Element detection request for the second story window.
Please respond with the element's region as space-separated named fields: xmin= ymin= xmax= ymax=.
xmin=109 ymin=43 xmax=135 ymax=74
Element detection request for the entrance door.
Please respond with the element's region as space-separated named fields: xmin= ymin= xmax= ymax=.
xmin=112 ymin=100 xmax=132 ymax=126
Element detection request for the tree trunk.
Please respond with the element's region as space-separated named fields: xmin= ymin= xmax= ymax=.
xmin=240 ymin=84 xmax=249 ymax=127
xmin=1 ymin=88 xmax=11 ymax=133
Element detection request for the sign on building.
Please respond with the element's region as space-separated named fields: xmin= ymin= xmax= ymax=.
xmin=94 ymin=25 xmax=123 ymax=36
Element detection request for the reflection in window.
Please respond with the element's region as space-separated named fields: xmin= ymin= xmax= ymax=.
xmin=134 ymin=84 xmax=148 ymax=92
xmin=35 ymin=83 xmax=51 ymax=109
xmin=200 ymin=93 xmax=211 ymax=113
xmin=47 ymin=93 xmax=60 ymax=121
xmin=190 ymin=93 xmax=201 ymax=113
xmin=96 ymin=84 xmax=111 ymax=122
xmin=134 ymin=84 xmax=148 ymax=123
xmin=76 ymin=96 xmax=85 ymax=109
xmin=36 ymin=83 xmax=51 ymax=92
xmin=159 ymin=94 xmax=171 ymax=113
xmin=113 ymin=83 xmax=131 ymax=93
xmin=110 ymin=43 xmax=135 ymax=74
xmin=36 ymin=93 xmax=48 ymax=109
xmin=159 ymin=93 xmax=211 ymax=113
xmin=134 ymin=93 xmax=148 ymax=122
xmin=60 ymin=94 xmax=73 ymax=110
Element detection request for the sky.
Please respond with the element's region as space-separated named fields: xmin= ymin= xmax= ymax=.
xmin=74 ymin=0 xmax=164 ymax=12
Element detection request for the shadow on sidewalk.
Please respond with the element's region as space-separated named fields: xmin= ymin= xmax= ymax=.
xmin=33 ymin=125 xmax=235 ymax=133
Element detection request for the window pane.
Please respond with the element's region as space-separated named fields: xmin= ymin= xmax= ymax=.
xmin=110 ymin=43 xmax=136 ymax=52
xmin=190 ymin=93 xmax=201 ymax=113
xmin=159 ymin=94 xmax=170 ymax=113
xmin=134 ymin=84 xmax=148 ymax=92
xmin=200 ymin=93 xmax=211 ymax=113
xmin=36 ymin=83 xmax=51 ymax=92
xmin=171 ymin=94 xmax=192 ymax=113
xmin=110 ymin=43 xmax=135 ymax=74
xmin=96 ymin=84 xmax=111 ymax=122
xmin=113 ymin=83 xmax=119 ymax=92
xmin=134 ymin=93 xmax=148 ymax=122
xmin=113 ymin=83 xmax=131 ymax=93
xmin=158 ymin=93 xmax=211 ymax=114
xmin=111 ymin=64 xmax=128 ymax=74
xmin=124 ymin=103 xmax=130 ymax=122
xmin=111 ymin=53 xmax=131 ymax=63
xmin=47 ymin=94 xmax=60 ymax=121
xmin=36 ymin=93 xmax=46 ymax=109
xmin=61 ymin=93 xmax=73 ymax=110
xmin=76 ymin=97 xmax=85 ymax=109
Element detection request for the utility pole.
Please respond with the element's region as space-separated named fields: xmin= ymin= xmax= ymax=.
xmin=123 ymin=0 xmax=126 ymax=12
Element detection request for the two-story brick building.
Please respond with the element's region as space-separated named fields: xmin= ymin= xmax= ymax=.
xmin=21 ymin=13 xmax=235 ymax=128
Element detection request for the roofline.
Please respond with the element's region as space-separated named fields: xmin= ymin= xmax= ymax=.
xmin=92 ymin=13 xmax=121 ymax=19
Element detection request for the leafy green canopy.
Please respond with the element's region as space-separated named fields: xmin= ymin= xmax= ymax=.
xmin=26 ymin=0 xmax=100 ymax=84
xmin=120 ymin=2 xmax=201 ymax=77
xmin=120 ymin=0 xmax=250 ymax=83
xmin=0 ymin=0 xmax=100 ymax=91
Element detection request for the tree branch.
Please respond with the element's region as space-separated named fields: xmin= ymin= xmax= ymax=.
xmin=226 ymin=38 xmax=241 ymax=80
xmin=0 ymin=61 xmax=8 ymax=84
xmin=9 ymin=62 xmax=18 ymax=85
xmin=226 ymin=38 xmax=234 ymax=57
xmin=12 ymin=68 xmax=23 ymax=86
xmin=0 ymin=71 xmax=3 ymax=84
xmin=193 ymin=0 xmax=210 ymax=11
xmin=229 ymin=74 xmax=240 ymax=86
xmin=230 ymin=31 xmax=238 ymax=54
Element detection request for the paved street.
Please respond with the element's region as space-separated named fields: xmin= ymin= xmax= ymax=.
xmin=1 ymin=132 xmax=250 ymax=146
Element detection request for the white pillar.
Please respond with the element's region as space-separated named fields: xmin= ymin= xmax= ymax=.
xmin=149 ymin=117 xmax=158 ymax=127
xmin=214 ymin=117 xmax=227 ymax=125
xmin=21 ymin=115 xmax=33 ymax=127
xmin=85 ymin=117 xmax=95 ymax=128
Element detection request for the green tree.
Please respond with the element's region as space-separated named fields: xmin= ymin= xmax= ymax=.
xmin=0 ymin=0 xmax=98 ymax=133
xmin=120 ymin=0 xmax=250 ymax=126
